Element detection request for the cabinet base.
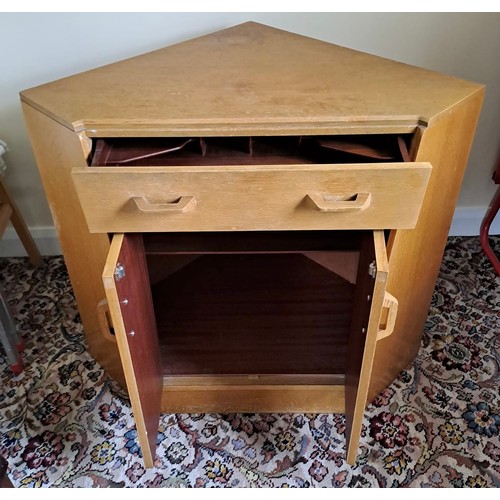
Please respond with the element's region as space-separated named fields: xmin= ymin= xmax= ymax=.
xmin=161 ymin=383 xmax=345 ymax=414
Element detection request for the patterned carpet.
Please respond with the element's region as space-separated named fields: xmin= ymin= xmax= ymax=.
xmin=0 ymin=237 xmax=499 ymax=488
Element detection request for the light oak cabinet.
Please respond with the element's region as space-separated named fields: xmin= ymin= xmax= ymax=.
xmin=20 ymin=22 xmax=484 ymax=467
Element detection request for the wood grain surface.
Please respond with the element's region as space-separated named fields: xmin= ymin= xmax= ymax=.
xmin=368 ymin=91 xmax=485 ymax=402
xmin=72 ymin=162 xmax=431 ymax=233
xmin=103 ymin=234 xmax=162 ymax=468
xmin=21 ymin=104 xmax=125 ymax=388
xmin=345 ymin=231 xmax=388 ymax=464
xmin=20 ymin=23 xmax=482 ymax=137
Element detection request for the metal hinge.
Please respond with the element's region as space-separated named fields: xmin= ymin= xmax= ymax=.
xmin=114 ymin=263 xmax=126 ymax=281
xmin=368 ymin=261 xmax=377 ymax=278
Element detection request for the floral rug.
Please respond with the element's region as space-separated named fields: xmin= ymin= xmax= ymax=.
xmin=0 ymin=237 xmax=499 ymax=488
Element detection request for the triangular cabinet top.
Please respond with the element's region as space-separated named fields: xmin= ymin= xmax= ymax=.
xmin=20 ymin=22 xmax=483 ymax=137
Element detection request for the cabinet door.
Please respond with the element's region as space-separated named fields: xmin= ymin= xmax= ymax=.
xmin=345 ymin=230 xmax=395 ymax=464
xmin=102 ymin=233 xmax=162 ymax=468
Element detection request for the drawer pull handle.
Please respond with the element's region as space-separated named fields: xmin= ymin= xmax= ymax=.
xmin=377 ymin=292 xmax=398 ymax=341
xmin=97 ymin=299 xmax=116 ymax=343
xmin=305 ymin=192 xmax=371 ymax=212
xmin=132 ymin=195 xmax=196 ymax=213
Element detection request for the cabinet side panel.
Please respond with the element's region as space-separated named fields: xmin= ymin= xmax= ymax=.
xmin=21 ymin=104 xmax=125 ymax=388
xmin=369 ymin=90 xmax=484 ymax=401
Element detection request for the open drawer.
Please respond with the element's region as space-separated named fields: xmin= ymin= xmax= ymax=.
xmin=100 ymin=229 xmax=395 ymax=467
xmin=72 ymin=134 xmax=431 ymax=233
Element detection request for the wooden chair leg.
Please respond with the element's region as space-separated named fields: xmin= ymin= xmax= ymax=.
xmin=0 ymin=177 xmax=42 ymax=268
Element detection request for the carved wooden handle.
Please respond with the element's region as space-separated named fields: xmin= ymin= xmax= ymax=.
xmin=305 ymin=192 xmax=371 ymax=212
xmin=377 ymin=292 xmax=398 ymax=341
xmin=97 ymin=299 xmax=116 ymax=343
xmin=132 ymin=195 xmax=196 ymax=213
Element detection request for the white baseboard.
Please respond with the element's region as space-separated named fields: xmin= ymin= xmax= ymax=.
xmin=448 ymin=207 xmax=500 ymax=237
xmin=0 ymin=226 xmax=61 ymax=257
xmin=0 ymin=208 xmax=498 ymax=257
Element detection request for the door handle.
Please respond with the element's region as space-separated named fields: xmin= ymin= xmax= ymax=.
xmin=132 ymin=195 xmax=196 ymax=213
xmin=305 ymin=192 xmax=371 ymax=212
xmin=97 ymin=299 xmax=116 ymax=343
xmin=377 ymin=292 xmax=398 ymax=341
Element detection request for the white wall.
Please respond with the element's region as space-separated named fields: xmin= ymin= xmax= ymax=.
xmin=1 ymin=13 xmax=499 ymax=255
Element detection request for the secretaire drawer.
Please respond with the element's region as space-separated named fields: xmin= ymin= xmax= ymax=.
xmin=72 ymin=162 xmax=431 ymax=233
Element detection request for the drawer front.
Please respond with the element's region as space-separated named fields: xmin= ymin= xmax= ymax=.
xmin=72 ymin=162 xmax=431 ymax=233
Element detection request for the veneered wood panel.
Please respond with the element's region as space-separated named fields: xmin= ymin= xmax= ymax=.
xmin=20 ymin=23 xmax=483 ymax=137
xmin=103 ymin=234 xmax=162 ymax=468
xmin=72 ymin=162 xmax=431 ymax=233
xmin=368 ymin=90 xmax=485 ymax=403
xmin=303 ymin=251 xmax=359 ymax=284
xmin=161 ymin=384 xmax=345 ymax=414
xmin=162 ymin=374 xmax=345 ymax=386
xmin=345 ymin=231 xmax=388 ymax=465
xmin=21 ymin=104 xmax=125 ymax=388
xmin=89 ymin=134 xmax=408 ymax=166
xmin=152 ymin=254 xmax=355 ymax=376
xmin=143 ymin=230 xmax=362 ymax=254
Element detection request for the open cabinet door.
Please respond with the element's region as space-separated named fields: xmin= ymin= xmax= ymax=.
xmin=103 ymin=233 xmax=162 ymax=468
xmin=345 ymin=231 xmax=396 ymax=464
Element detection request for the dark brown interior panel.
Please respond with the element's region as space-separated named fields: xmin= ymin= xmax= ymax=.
xmin=151 ymin=254 xmax=355 ymax=376
xmin=143 ymin=230 xmax=362 ymax=255
xmin=111 ymin=234 xmax=162 ymax=463
xmin=91 ymin=134 xmax=411 ymax=167
xmin=140 ymin=230 xmax=372 ymax=378
xmin=345 ymin=233 xmax=378 ymax=446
